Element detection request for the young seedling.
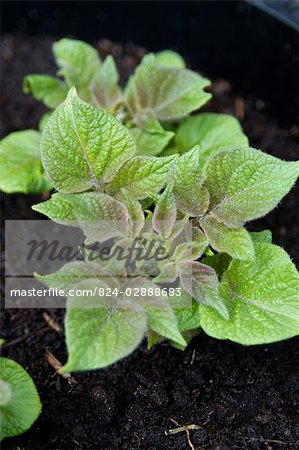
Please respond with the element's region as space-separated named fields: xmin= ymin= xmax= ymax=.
xmin=1 ymin=39 xmax=299 ymax=373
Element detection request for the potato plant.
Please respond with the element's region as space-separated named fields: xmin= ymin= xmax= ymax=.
xmin=0 ymin=39 xmax=298 ymax=375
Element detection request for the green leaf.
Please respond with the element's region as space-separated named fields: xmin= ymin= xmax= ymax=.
xmin=173 ymin=301 xmax=201 ymax=332
xmin=0 ymin=130 xmax=52 ymax=194
xmin=171 ymin=146 xmax=210 ymax=216
xmin=203 ymin=146 xmax=299 ymax=228
xmin=0 ymin=358 xmax=41 ymax=440
xmin=72 ymin=192 xmax=131 ymax=242
xmin=170 ymin=329 xmax=199 ymax=349
xmin=41 ymin=88 xmax=136 ymax=193
xmin=179 ymin=261 xmax=228 ymax=319
xmin=147 ymin=329 xmax=164 ymax=349
xmin=62 ymin=274 xmax=186 ymax=372
xmin=153 ymin=184 xmax=176 ymax=238
xmin=146 ymin=305 xmax=186 ymax=347
xmin=35 ymin=261 xmax=113 ymax=291
xmin=132 ymin=114 xmax=174 ymax=156
xmin=132 ymin=127 xmax=174 ymax=156
xmin=127 ymin=278 xmax=186 ymax=346
xmin=34 ymin=192 xmax=131 ymax=241
xmin=23 ymin=75 xmax=68 ymax=109
xmin=53 ymin=38 xmax=101 ymax=101
xmin=107 ymin=154 xmax=177 ymax=200
xmin=175 ymin=113 xmax=248 ymax=158
xmin=62 ymin=281 xmax=147 ymax=372
xmin=89 ymin=56 xmax=122 ymax=112
xmin=200 ymin=243 xmax=299 ymax=344
xmin=155 ymin=50 xmax=186 ymax=68
xmin=125 ymin=54 xmax=211 ymax=122
xmin=32 ymin=192 xmax=77 ymax=223
xmin=200 ymin=215 xmax=254 ymax=261
xmin=250 ymin=230 xmax=272 ymax=243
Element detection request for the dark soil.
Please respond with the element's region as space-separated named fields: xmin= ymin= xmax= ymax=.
xmin=1 ymin=35 xmax=299 ymax=450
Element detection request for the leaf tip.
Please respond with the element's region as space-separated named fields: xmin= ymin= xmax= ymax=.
xmin=31 ymin=203 xmax=42 ymax=213
xmin=66 ymin=86 xmax=79 ymax=101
